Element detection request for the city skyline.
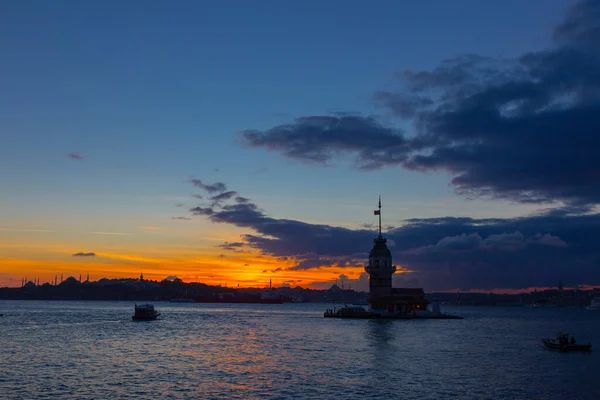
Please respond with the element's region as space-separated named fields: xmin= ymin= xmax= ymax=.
xmin=2 ymin=0 xmax=600 ymax=292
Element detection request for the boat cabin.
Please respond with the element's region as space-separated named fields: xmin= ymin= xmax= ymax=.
xmin=132 ymin=303 xmax=160 ymax=321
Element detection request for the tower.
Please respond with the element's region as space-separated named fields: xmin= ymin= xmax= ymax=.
xmin=364 ymin=196 xmax=396 ymax=309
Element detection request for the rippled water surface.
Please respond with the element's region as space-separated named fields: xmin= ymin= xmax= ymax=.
xmin=1 ymin=301 xmax=599 ymax=399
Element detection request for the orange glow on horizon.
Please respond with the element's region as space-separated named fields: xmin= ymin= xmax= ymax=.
xmin=0 ymin=248 xmax=371 ymax=289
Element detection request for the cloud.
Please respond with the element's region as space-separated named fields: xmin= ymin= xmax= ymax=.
xmin=171 ymin=216 xmax=191 ymax=221
xmin=239 ymin=115 xmax=410 ymax=170
xmin=217 ymin=242 xmax=246 ymax=252
xmin=406 ymin=231 xmax=567 ymax=255
xmin=210 ymin=191 xmax=239 ymax=205
xmin=188 ymin=180 xmax=600 ymax=291
xmin=72 ymin=252 xmax=95 ymax=257
xmin=189 ymin=179 xmax=227 ymax=193
xmin=238 ymin=0 xmax=600 ymax=207
xmin=67 ymin=152 xmax=83 ymax=160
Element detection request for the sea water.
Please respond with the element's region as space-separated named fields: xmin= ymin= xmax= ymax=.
xmin=1 ymin=301 xmax=599 ymax=399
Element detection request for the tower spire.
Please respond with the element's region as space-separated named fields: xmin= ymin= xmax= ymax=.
xmin=378 ymin=195 xmax=382 ymax=238
xmin=373 ymin=196 xmax=383 ymax=238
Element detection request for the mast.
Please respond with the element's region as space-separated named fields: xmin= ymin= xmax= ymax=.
xmin=378 ymin=195 xmax=382 ymax=238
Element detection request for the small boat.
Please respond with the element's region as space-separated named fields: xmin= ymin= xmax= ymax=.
xmin=132 ymin=303 xmax=160 ymax=321
xmin=542 ymin=333 xmax=591 ymax=352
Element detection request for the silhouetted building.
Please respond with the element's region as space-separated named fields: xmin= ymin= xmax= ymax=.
xmin=364 ymin=197 xmax=428 ymax=316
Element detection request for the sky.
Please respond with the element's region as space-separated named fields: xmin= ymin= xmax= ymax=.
xmin=2 ymin=0 xmax=599 ymax=292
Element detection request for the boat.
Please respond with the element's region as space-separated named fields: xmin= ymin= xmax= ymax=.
xmin=132 ymin=303 xmax=160 ymax=321
xmin=586 ymin=298 xmax=600 ymax=310
xmin=542 ymin=333 xmax=591 ymax=352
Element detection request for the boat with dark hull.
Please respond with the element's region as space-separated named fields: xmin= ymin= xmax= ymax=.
xmin=542 ymin=333 xmax=591 ymax=352
xmin=542 ymin=339 xmax=591 ymax=352
xmin=132 ymin=303 xmax=160 ymax=321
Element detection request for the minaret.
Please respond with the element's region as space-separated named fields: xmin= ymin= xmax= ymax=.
xmin=364 ymin=196 xmax=396 ymax=309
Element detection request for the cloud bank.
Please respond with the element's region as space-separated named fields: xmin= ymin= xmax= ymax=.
xmin=188 ymin=179 xmax=600 ymax=291
xmin=240 ymin=0 xmax=600 ymax=207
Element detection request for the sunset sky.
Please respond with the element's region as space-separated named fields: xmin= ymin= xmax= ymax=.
xmin=2 ymin=0 xmax=599 ymax=292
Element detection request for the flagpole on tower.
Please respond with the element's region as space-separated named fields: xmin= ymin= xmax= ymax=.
xmin=378 ymin=195 xmax=382 ymax=238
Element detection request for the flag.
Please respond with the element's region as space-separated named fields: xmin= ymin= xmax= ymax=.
xmin=374 ymin=210 xmax=380 ymax=215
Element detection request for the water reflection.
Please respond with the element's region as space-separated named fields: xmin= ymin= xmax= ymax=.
xmin=366 ymin=319 xmax=395 ymax=346
xmin=1 ymin=301 xmax=599 ymax=399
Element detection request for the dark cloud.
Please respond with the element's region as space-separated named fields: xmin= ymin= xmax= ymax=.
xmin=188 ymin=179 xmax=227 ymax=194
xmin=239 ymin=115 xmax=410 ymax=170
xmin=210 ymin=191 xmax=238 ymax=205
xmin=238 ymin=1 xmax=600 ymax=207
xmin=192 ymin=194 xmax=203 ymax=199
xmin=72 ymin=252 xmax=95 ymax=257
xmin=405 ymin=231 xmax=567 ymax=255
xmin=217 ymin=242 xmax=245 ymax=252
xmin=553 ymin=0 xmax=600 ymax=47
xmin=175 ymin=203 xmax=185 ymax=208
xmin=67 ymin=152 xmax=83 ymax=160
xmin=190 ymin=206 xmax=215 ymax=216
xmin=188 ymin=181 xmax=600 ymax=291
xmin=171 ymin=216 xmax=191 ymax=220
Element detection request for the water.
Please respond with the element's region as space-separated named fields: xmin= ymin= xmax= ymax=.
xmin=1 ymin=301 xmax=599 ymax=399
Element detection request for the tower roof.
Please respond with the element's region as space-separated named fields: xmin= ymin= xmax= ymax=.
xmin=369 ymin=236 xmax=391 ymax=258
